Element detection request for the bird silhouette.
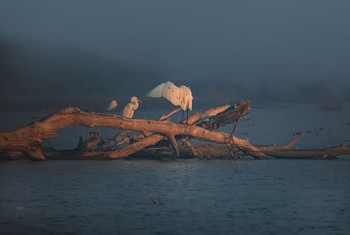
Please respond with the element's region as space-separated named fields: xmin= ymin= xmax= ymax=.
xmin=107 ymin=100 xmax=118 ymax=111
xmin=122 ymin=96 xmax=142 ymax=118
xmin=147 ymin=81 xmax=193 ymax=123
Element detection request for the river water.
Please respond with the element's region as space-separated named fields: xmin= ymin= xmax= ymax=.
xmin=1 ymin=103 xmax=350 ymax=234
xmin=0 ymin=159 xmax=349 ymax=234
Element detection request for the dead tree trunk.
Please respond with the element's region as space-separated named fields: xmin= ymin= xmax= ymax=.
xmin=1 ymin=101 xmax=349 ymax=160
xmin=0 ymin=102 xmax=264 ymax=160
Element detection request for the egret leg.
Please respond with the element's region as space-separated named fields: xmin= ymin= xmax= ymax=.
xmin=182 ymin=110 xmax=184 ymax=123
xmin=186 ymin=109 xmax=189 ymax=124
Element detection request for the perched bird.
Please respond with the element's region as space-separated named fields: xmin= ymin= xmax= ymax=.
xmin=122 ymin=96 xmax=142 ymax=118
xmin=147 ymin=81 xmax=193 ymax=122
xmin=107 ymin=100 xmax=118 ymax=111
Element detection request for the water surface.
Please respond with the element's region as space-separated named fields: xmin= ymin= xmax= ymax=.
xmin=0 ymin=160 xmax=349 ymax=234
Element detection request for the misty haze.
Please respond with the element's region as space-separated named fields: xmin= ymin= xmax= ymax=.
xmin=0 ymin=0 xmax=349 ymax=112
xmin=0 ymin=1 xmax=350 ymax=235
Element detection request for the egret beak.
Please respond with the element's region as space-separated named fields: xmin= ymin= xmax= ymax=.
xmin=137 ymin=98 xmax=143 ymax=104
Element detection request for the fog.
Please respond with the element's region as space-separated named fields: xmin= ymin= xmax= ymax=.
xmin=1 ymin=0 xmax=350 ymax=111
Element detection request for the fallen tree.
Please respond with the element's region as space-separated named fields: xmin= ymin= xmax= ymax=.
xmin=0 ymin=101 xmax=349 ymax=160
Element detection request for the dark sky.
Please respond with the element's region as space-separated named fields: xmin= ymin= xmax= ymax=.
xmin=0 ymin=0 xmax=350 ymax=110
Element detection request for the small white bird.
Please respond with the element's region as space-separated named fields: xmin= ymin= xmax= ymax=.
xmin=107 ymin=100 xmax=118 ymax=111
xmin=147 ymin=81 xmax=193 ymax=122
xmin=122 ymin=96 xmax=142 ymax=118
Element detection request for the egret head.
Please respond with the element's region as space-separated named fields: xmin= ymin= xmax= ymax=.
xmin=131 ymin=96 xmax=142 ymax=104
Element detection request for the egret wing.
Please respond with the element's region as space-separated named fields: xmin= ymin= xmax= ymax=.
xmin=122 ymin=103 xmax=133 ymax=118
xmin=147 ymin=81 xmax=181 ymax=106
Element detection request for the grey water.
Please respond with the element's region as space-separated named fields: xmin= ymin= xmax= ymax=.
xmin=0 ymin=103 xmax=349 ymax=234
xmin=0 ymin=159 xmax=349 ymax=234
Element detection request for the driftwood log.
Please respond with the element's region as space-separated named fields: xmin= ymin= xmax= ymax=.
xmin=0 ymin=101 xmax=349 ymax=160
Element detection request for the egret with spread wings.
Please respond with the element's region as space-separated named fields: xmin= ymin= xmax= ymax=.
xmin=147 ymin=81 xmax=193 ymax=123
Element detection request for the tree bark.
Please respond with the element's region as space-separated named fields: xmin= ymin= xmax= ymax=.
xmin=260 ymin=144 xmax=350 ymax=159
xmin=0 ymin=102 xmax=263 ymax=160
xmin=1 ymin=101 xmax=349 ymax=161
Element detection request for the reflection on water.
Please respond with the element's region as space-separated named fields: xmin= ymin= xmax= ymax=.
xmin=0 ymin=160 xmax=349 ymax=234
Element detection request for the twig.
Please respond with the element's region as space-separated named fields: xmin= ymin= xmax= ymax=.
xmin=158 ymin=108 xmax=182 ymax=121
xmin=231 ymin=160 xmax=241 ymax=173
xmin=282 ymin=133 xmax=304 ymax=149
xmin=181 ymin=138 xmax=198 ymax=157
xmin=146 ymin=188 xmax=162 ymax=205
xmin=227 ymin=106 xmax=244 ymax=158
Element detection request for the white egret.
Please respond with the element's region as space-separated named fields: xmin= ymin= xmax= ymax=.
xmin=122 ymin=96 xmax=142 ymax=118
xmin=147 ymin=81 xmax=193 ymax=123
xmin=107 ymin=100 xmax=118 ymax=111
